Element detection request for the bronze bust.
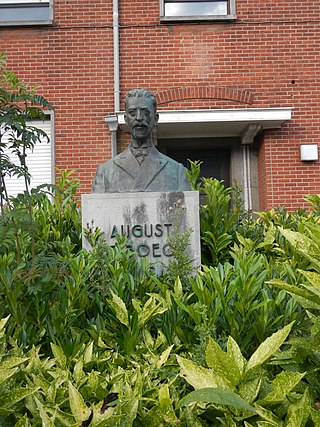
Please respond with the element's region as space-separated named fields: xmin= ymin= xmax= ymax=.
xmin=92 ymin=89 xmax=191 ymax=192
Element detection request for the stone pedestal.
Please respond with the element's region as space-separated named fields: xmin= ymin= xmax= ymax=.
xmin=82 ymin=191 xmax=201 ymax=272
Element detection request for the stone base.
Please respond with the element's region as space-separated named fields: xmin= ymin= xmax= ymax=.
xmin=82 ymin=191 xmax=201 ymax=273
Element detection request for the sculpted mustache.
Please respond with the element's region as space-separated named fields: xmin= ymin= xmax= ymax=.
xmin=133 ymin=123 xmax=148 ymax=128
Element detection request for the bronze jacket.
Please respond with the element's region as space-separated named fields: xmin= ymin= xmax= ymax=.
xmin=91 ymin=145 xmax=191 ymax=193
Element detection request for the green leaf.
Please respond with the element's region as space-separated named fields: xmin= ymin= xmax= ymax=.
xmin=222 ymin=415 xmax=238 ymax=427
xmin=132 ymin=299 xmax=142 ymax=314
xmin=68 ymin=381 xmax=90 ymax=423
xmin=259 ymin=371 xmax=305 ymax=405
xmin=46 ymin=383 xmax=57 ymax=404
xmin=137 ymin=295 xmax=168 ymax=328
xmin=227 ymin=336 xmax=246 ymax=376
xmin=143 ymin=329 xmax=154 ymax=348
xmin=180 ymin=406 xmax=204 ymax=427
xmin=0 ymin=356 xmax=28 ymax=370
xmin=300 ymin=270 xmax=320 ymax=300
xmin=287 ymin=294 xmax=320 ymax=311
xmin=301 ymin=270 xmax=320 ymax=289
xmin=269 ymin=279 xmax=320 ymax=310
xmin=173 ymin=276 xmax=183 ymax=298
xmin=83 ymin=342 xmax=94 ymax=364
xmin=0 ymin=367 xmax=18 ymax=385
xmin=256 ymin=423 xmax=280 ymax=427
xmin=0 ymin=316 xmax=10 ymax=333
xmin=31 ymin=371 xmax=51 ymax=391
xmin=0 ymin=408 xmax=14 ymax=417
xmin=177 ymin=387 xmax=254 ymax=411
xmin=285 ymin=389 xmax=310 ymax=427
xmin=254 ymin=404 xmax=284 ymax=426
xmin=139 ymin=406 xmax=177 ymax=427
xmin=34 ymin=398 xmax=55 ymax=427
xmin=310 ymin=408 xmax=320 ymax=426
xmin=73 ymin=358 xmax=84 ymax=384
xmin=46 ymin=406 xmax=76 ymax=426
xmin=91 ymin=404 xmax=118 ymax=427
xmin=177 ymin=356 xmax=231 ymax=390
xmin=205 ymin=337 xmax=240 ymax=387
xmin=158 ymin=384 xmax=171 ymax=410
xmin=120 ymin=399 xmax=139 ymax=427
xmin=246 ymin=322 xmax=294 ymax=371
xmin=238 ymin=375 xmax=262 ymax=404
xmin=0 ymin=387 xmax=39 ymax=409
xmin=157 ymin=345 xmax=174 ymax=368
xmin=279 ymin=228 xmax=318 ymax=258
xmin=109 ymin=291 xmax=129 ymax=327
xmin=13 ymin=414 xmax=31 ymax=427
xmin=50 ymin=343 xmax=67 ymax=368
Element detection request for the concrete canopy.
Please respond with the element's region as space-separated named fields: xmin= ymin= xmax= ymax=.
xmin=112 ymin=107 xmax=293 ymax=142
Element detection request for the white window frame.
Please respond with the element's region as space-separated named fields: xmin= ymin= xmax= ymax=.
xmin=1 ymin=112 xmax=55 ymax=198
xmin=160 ymin=0 xmax=236 ymax=22
xmin=0 ymin=0 xmax=53 ymax=26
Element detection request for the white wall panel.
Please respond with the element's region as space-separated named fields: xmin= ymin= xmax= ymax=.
xmin=2 ymin=119 xmax=53 ymax=198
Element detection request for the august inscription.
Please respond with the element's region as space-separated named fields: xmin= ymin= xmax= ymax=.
xmin=109 ymin=222 xmax=173 ymax=258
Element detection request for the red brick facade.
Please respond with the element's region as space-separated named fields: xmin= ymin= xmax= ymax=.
xmin=1 ymin=0 xmax=320 ymax=210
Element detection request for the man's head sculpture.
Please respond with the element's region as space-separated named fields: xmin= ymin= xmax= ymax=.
xmin=91 ymin=88 xmax=191 ymax=193
xmin=124 ymin=88 xmax=159 ymax=146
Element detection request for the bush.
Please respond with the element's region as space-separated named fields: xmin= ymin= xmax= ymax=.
xmin=1 ymin=173 xmax=319 ymax=424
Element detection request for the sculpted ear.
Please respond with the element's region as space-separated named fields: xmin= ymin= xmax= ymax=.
xmin=124 ymin=113 xmax=128 ymax=126
xmin=154 ymin=112 xmax=159 ymax=125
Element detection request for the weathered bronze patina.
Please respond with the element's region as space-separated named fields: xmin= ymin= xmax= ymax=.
xmin=92 ymin=88 xmax=191 ymax=192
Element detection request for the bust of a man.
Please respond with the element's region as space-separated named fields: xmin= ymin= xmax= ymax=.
xmin=92 ymin=88 xmax=191 ymax=192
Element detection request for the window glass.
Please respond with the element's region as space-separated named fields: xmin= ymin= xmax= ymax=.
xmin=0 ymin=1 xmax=52 ymax=25
xmin=0 ymin=5 xmax=50 ymax=22
xmin=165 ymin=1 xmax=228 ymax=17
xmin=1 ymin=119 xmax=53 ymax=197
xmin=0 ymin=1 xmax=49 ymax=3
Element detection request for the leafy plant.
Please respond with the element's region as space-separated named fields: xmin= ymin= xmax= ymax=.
xmin=0 ymin=171 xmax=83 ymax=350
xmin=0 ymin=51 xmax=53 ymax=261
xmin=165 ymin=198 xmax=195 ymax=285
xmin=268 ymin=223 xmax=320 ymax=403
xmin=176 ymin=323 xmax=315 ymax=426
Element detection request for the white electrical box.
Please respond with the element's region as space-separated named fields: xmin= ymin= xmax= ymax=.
xmin=300 ymin=144 xmax=318 ymax=161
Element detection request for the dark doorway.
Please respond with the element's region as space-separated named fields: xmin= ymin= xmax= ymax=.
xmin=158 ymin=137 xmax=234 ymax=188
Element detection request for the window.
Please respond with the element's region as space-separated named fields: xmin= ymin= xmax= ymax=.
xmin=1 ymin=116 xmax=54 ymax=198
xmin=0 ymin=0 xmax=53 ymax=26
xmin=160 ymin=0 xmax=236 ymax=21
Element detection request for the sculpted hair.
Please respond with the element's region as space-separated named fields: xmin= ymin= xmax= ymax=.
xmin=124 ymin=88 xmax=157 ymax=112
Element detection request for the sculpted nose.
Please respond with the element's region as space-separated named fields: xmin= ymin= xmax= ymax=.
xmin=136 ymin=109 xmax=143 ymax=122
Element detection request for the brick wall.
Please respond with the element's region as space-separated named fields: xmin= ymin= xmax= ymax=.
xmin=1 ymin=0 xmax=320 ymax=209
xmin=1 ymin=0 xmax=114 ymax=193
xmin=118 ymin=0 xmax=320 ymax=210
